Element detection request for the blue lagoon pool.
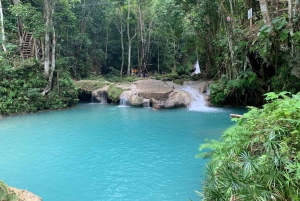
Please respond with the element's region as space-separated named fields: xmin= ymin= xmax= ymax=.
xmin=0 ymin=104 xmax=242 ymax=201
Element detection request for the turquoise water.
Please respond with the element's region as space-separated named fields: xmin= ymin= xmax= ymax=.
xmin=0 ymin=104 xmax=243 ymax=201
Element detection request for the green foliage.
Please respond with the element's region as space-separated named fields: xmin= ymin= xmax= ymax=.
xmin=0 ymin=181 xmax=18 ymax=201
xmin=9 ymin=2 xmax=44 ymax=38
xmin=107 ymin=85 xmax=124 ymax=103
xmin=210 ymin=70 xmax=265 ymax=106
xmin=198 ymin=92 xmax=300 ymax=200
xmin=0 ymin=63 xmax=78 ymax=115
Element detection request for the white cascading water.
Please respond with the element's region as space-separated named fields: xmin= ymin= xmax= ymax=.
xmin=118 ymin=95 xmax=129 ymax=107
xmin=194 ymin=60 xmax=201 ymax=74
xmin=182 ymin=86 xmax=219 ymax=112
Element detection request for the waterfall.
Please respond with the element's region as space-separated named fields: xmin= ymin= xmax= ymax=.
xmin=182 ymin=86 xmax=219 ymax=112
xmin=91 ymin=91 xmax=108 ymax=104
xmin=118 ymin=95 xmax=129 ymax=107
xmin=194 ymin=60 xmax=201 ymax=74
xmin=91 ymin=94 xmax=97 ymax=103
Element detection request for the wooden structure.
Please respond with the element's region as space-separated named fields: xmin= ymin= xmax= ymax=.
xmin=18 ymin=32 xmax=41 ymax=60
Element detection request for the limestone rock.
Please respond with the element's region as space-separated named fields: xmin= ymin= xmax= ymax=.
xmin=130 ymin=95 xmax=143 ymax=106
xmin=151 ymin=98 xmax=165 ymax=110
xmin=164 ymin=90 xmax=193 ymax=108
xmin=9 ymin=187 xmax=42 ymax=201
xmin=91 ymin=87 xmax=109 ymax=104
xmin=135 ymin=79 xmax=173 ymax=100
xmin=142 ymin=99 xmax=150 ymax=107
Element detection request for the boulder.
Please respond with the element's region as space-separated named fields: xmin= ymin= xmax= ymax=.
xmin=91 ymin=86 xmax=109 ymax=104
xmin=135 ymin=79 xmax=173 ymax=100
xmin=164 ymin=90 xmax=193 ymax=108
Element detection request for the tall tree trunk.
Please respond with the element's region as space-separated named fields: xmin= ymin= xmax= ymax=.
xmin=294 ymin=0 xmax=299 ymax=17
xmin=105 ymin=26 xmax=109 ymax=60
xmin=259 ymin=0 xmax=271 ymax=26
xmin=173 ymin=39 xmax=176 ymax=72
xmin=0 ymin=0 xmax=6 ymax=52
xmin=137 ymin=0 xmax=145 ymax=68
xmin=113 ymin=5 xmax=125 ymax=76
xmin=288 ymin=0 xmax=294 ymax=54
xmin=44 ymin=0 xmax=51 ymax=78
xmin=120 ymin=22 xmax=124 ymax=76
xmin=43 ymin=6 xmax=55 ymax=96
xmin=126 ymin=0 xmax=136 ymax=75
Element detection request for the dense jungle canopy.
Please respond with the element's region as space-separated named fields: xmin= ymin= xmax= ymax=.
xmin=0 ymin=0 xmax=300 ymax=110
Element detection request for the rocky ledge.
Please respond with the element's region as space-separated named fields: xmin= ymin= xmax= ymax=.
xmin=89 ymin=79 xmax=212 ymax=109
xmin=8 ymin=187 xmax=42 ymax=201
xmin=0 ymin=181 xmax=42 ymax=201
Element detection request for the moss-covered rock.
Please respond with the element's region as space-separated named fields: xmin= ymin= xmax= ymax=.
xmin=107 ymin=85 xmax=124 ymax=103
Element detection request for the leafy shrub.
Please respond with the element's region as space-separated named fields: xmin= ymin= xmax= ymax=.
xmin=0 ymin=63 xmax=78 ymax=115
xmin=210 ymin=70 xmax=266 ymax=106
xmin=107 ymin=85 xmax=123 ymax=103
xmin=0 ymin=181 xmax=18 ymax=201
xmin=198 ymin=92 xmax=300 ymax=200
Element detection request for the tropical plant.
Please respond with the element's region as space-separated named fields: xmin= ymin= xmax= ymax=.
xmin=198 ymin=91 xmax=300 ymax=200
xmin=0 ymin=181 xmax=18 ymax=201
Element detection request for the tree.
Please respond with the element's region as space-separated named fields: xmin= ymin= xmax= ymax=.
xmin=42 ymin=0 xmax=56 ymax=95
xmin=126 ymin=0 xmax=136 ymax=75
xmin=0 ymin=0 xmax=6 ymax=52
xmin=113 ymin=3 xmax=125 ymax=76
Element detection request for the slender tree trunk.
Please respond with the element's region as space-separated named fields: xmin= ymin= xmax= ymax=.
xmin=43 ymin=6 xmax=55 ymax=95
xmin=294 ymin=0 xmax=299 ymax=17
xmin=0 ymin=0 xmax=6 ymax=52
xmin=157 ymin=47 xmax=159 ymax=74
xmin=112 ymin=5 xmax=125 ymax=76
xmin=126 ymin=0 xmax=136 ymax=75
xmin=288 ymin=0 xmax=294 ymax=54
xmin=145 ymin=20 xmax=153 ymax=66
xmin=137 ymin=0 xmax=145 ymax=68
xmin=259 ymin=0 xmax=271 ymax=26
xmin=44 ymin=0 xmax=50 ymax=78
xmin=120 ymin=19 xmax=124 ymax=76
xmin=228 ymin=0 xmax=235 ymax=32
xmin=173 ymin=39 xmax=176 ymax=72
xmin=105 ymin=26 xmax=109 ymax=60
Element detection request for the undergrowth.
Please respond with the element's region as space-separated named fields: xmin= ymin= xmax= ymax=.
xmin=198 ymin=91 xmax=300 ymax=200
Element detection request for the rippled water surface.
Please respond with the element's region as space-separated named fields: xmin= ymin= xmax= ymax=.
xmin=0 ymin=104 xmax=243 ymax=201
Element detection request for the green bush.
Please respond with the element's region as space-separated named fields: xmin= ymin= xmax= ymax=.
xmin=0 ymin=181 xmax=18 ymax=201
xmin=0 ymin=63 xmax=78 ymax=115
xmin=210 ymin=71 xmax=266 ymax=106
xmin=107 ymin=85 xmax=123 ymax=103
xmin=198 ymin=92 xmax=300 ymax=200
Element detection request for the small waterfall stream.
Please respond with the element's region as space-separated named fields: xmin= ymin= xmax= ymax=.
xmin=182 ymin=86 xmax=219 ymax=112
xmin=118 ymin=95 xmax=129 ymax=107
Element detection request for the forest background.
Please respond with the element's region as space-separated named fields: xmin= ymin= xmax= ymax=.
xmin=0 ymin=0 xmax=300 ymax=200
xmin=0 ymin=0 xmax=300 ymax=115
